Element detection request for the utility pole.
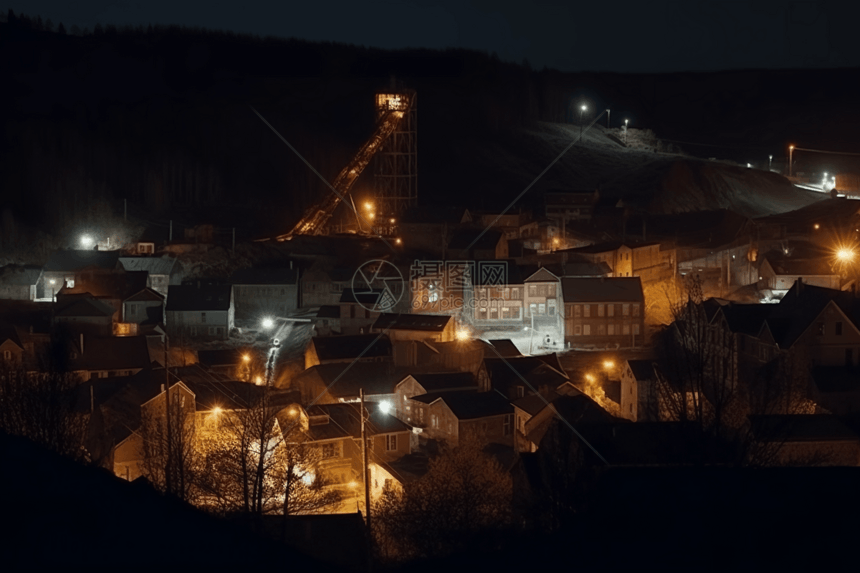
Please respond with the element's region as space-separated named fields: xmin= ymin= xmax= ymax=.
xmin=169 ymin=220 xmax=173 ymax=241
xmin=164 ymin=333 xmax=172 ymax=496
xmin=360 ymin=389 xmax=371 ymax=529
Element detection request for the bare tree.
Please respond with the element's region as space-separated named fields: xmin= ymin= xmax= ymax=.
xmin=195 ymin=389 xmax=341 ymax=517
xmin=0 ymin=365 xmax=87 ymax=460
xmin=138 ymin=385 xmax=199 ymax=502
xmin=372 ymin=433 xmax=512 ymax=562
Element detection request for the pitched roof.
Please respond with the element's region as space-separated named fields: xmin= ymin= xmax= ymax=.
xmin=119 ymin=256 xmax=177 ymax=276
xmin=561 ymin=277 xmax=644 ymax=303
xmin=0 ymin=265 xmax=42 ymax=286
xmin=626 ymin=359 xmax=656 ymax=382
xmin=524 ymin=267 xmax=559 ymax=283
xmin=54 ymin=296 xmax=115 ymax=318
xmin=294 ymin=362 xmax=407 ymax=398
xmin=716 ymin=303 xmax=774 ymax=336
xmin=765 ymin=282 xmax=859 ymax=348
xmin=526 ymin=393 xmax=619 ymax=446
xmin=57 ymin=270 xmax=150 ymax=301
xmin=484 ymin=355 xmax=568 ymax=394
xmin=311 ymin=334 xmax=392 ymax=362
xmin=484 ymin=339 xmax=523 ymax=358
xmin=44 ymin=250 xmax=120 ymax=272
xmin=165 ymin=284 xmax=232 ymax=311
xmin=763 ymin=256 xmax=838 ymax=277
xmin=0 ymin=322 xmax=23 ymax=349
xmin=372 ymin=313 xmax=451 ymax=332
xmin=749 ymin=415 xmax=860 ymax=442
xmin=300 ymin=403 xmax=411 ymax=442
xmin=182 ymin=380 xmax=299 ymax=412
xmin=72 ymin=335 xmax=154 ymax=371
xmin=408 ymin=371 xmax=479 ymax=393
xmin=513 ymin=389 xmax=567 ymax=416
xmin=230 ymin=266 xmax=298 ymax=285
xmin=412 ymin=390 xmax=512 ymax=420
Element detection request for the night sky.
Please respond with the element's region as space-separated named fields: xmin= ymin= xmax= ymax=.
xmin=4 ymin=0 xmax=859 ymax=73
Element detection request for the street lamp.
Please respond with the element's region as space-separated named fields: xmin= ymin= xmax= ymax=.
xmin=769 ymin=155 xmax=773 ymax=171
xmin=261 ymin=317 xmax=275 ymax=330
xmin=606 ymin=109 xmax=610 ymax=129
xmin=624 ymin=119 xmax=629 ymax=144
xmin=80 ymin=235 xmax=94 ymax=249
xmin=49 ymin=278 xmax=56 ymax=301
xmin=580 ymin=105 xmax=587 ymax=137
xmin=789 ymin=145 xmax=794 ymax=178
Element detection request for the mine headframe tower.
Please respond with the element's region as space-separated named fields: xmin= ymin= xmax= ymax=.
xmin=373 ymin=84 xmax=417 ymax=219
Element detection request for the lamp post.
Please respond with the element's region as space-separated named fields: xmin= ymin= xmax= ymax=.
xmin=49 ymin=279 xmax=56 ymax=302
xmin=580 ymin=105 xmax=587 ymax=138
xmin=789 ymin=145 xmax=794 ymax=178
xmin=606 ymin=109 xmax=610 ymax=129
xmin=624 ymin=119 xmax=629 ymax=144
xmin=769 ymin=154 xmax=773 ymax=171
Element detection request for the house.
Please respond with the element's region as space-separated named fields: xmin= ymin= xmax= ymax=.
xmin=290 ymin=361 xmax=406 ymax=406
xmin=165 ymin=283 xmax=234 ymax=341
xmin=469 ymin=262 xmax=525 ymax=326
xmin=371 ymin=313 xmax=456 ymax=343
xmin=748 ymin=415 xmax=860 ymax=466
xmin=0 ymin=322 xmax=25 ymax=366
xmin=759 ymin=256 xmax=841 ymax=292
xmin=196 ymin=349 xmax=248 ymax=378
xmin=53 ymin=295 xmax=116 ymax=337
xmin=511 ymin=387 xmax=581 ymax=452
xmin=518 ymin=392 xmax=620 ymax=453
xmin=337 ymin=288 xmax=383 ymax=335
xmin=447 ymin=228 xmax=508 ymax=260
xmin=484 ymin=354 xmax=569 ymax=401
xmin=562 ymin=277 xmax=645 ymax=348
xmin=0 ymin=265 xmax=43 ymax=301
xmin=80 ymin=370 xmax=195 ymax=481
xmin=313 ymin=305 xmax=341 ymax=336
xmin=69 ymin=334 xmax=155 ymax=381
xmin=475 ymin=211 xmax=529 ymax=240
xmin=300 ymin=261 xmax=356 ymax=308
xmin=393 ymin=371 xmax=482 ymax=421
xmin=303 ymin=334 xmax=392 ymax=370
xmin=564 ymin=241 xmax=665 ymax=280
xmin=619 ymin=359 xmax=659 ymax=421
xmin=409 ymin=391 xmax=514 ymax=446
xmin=55 ymin=268 xmax=156 ymax=326
xmin=284 ymin=403 xmax=412 ymax=490
xmin=42 ymin=249 xmax=121 ymax=296
xmin=119 ymin=256 xmax=182 ymax=298
xmin=229 ymin=264 xmax=299 ymax=321
xmin=519 ymin=218 xmax=561 ymax=252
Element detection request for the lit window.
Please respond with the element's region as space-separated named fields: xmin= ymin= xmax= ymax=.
xmin=386 ymin=435 xmax=397 ymax=451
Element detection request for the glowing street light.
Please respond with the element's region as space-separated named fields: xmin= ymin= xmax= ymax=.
xmin=212 ymin=406 xmax=222 ymax=416
xmin=395 ymin=238 xmax=402 ymax=245
xmin=579 ymin=105 xmax=587 ymax=137
xmin=80 ymin=235 xmax=94 ymax=248
xmin=378 ymin=400 xmax=392 ymax=415
xmin=242 ymin=354 xmax=250 ymax=363
xmin=814 ymin=224 xmax=820 ymax=230
xmin=603 ymin=360 xmax=615 ymax=370
xmin=789 ymin=145 xmax=795 ymax=178
xmin=836 ymin=247 xmax=855 ymax=263
xmin=261 ymin=317 xmax=275 ymax=330
xmin=624 ymin=119 xmax=629 ymax=144
xmin=456 ymin=328 xmax=470 ymax=342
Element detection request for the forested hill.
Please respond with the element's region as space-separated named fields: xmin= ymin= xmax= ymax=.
xmin=1 ymin=12 xmax=859 ymax=240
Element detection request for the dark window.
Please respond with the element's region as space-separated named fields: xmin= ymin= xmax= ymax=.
xmin=817 ymin=322 xmax=825 ymax=336
xmin=836 ymin=321 xmax=843 ymax=336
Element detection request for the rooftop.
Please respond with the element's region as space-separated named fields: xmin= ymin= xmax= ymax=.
xmin=372 ymin=313 xmax=452 ymax=332
xmin=311 ymin=334 xmax=392 ymax=362
xmin=166 ymin=284 xmax=232 ymax=311
xmin=561 ymin=277 xmax=644 ymax=303
xmin=44 ymin=249 xmax=121 ymax=273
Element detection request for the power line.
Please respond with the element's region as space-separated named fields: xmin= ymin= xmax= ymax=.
xmin=793 ymin=146 xmax=860 ymax=157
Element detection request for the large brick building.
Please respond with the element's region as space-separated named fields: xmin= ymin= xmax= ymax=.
xmin=562 ymin=277 xmax=645 ymax=348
